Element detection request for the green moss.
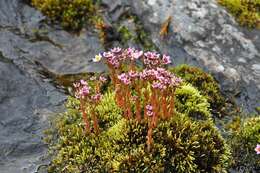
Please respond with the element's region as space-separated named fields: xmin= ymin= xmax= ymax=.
xmin=218 ymin=0 xmax=260 ymax=28
xmin=95 ymin=92 xmax=123 ymax=130
xmin=229 ymin=116 xmax=260 ymax=171
xmin=117 ymin=25 xmax=134 ymax=44
xmin=175 ymin=84 xmax=211 ymax=121
xmin=170 ymin=65 xmax=225 ymax=117
xmin=48 ymin=93 xmax=122 ymax=172
xmin=31 ymin=0 xmax=98 ymax=31
xmin=47 ymin=82 xmax=231 ymax=172
xmin=133 ymin=16 xmax=158 ymax=51
xmin=102 ymin=114 xmax=230 ymax=173
xmin=115 ymin=15 xmax=157 ymax=50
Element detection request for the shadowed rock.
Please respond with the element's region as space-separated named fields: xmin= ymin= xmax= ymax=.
xmin=0 ymin=0 xmax=105 ymax=172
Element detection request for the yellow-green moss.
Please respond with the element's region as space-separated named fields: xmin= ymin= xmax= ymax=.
xmin=102 ymin=114 xmax=230 ymax=173
xmin=229 ymin=116 xmax=260 ymax=171
xmin=31 ymin=0 xmax=97 ymax=31
xmin=47 ymin=83 xmax=231 ymax=172
xmin=218 ymin=0 xmax=260 ymax=28
xmin=175 ymin=84 xmax=211 ymax=121
xmin=170 ymin=65 xmax=225 ymax=117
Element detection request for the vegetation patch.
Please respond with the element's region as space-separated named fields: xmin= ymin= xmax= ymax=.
xmin=170 ymin=64 xmax=225 ymax=117
xmin=31 ymin=0 xmax=102 ymax=31
xmin=46 ymin=48 xmax=232 ymax=172
xmin=227 ymin=116 xmax=260 ymax=172
xmin=218 ymin=0 xmax=260 ymax=28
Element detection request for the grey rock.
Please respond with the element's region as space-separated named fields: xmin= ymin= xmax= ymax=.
xmin=0 ymin=0 xmax=106 ymax=172
xmin=0 ymin=58 xmax=66 ymax=173
xmin=129 ymin=0 xmax=260 ymax=112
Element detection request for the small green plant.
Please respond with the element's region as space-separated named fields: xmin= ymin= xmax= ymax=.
xmin=218 ymin=0 xmax=260 ymax=28
xmin=228 ymin=116 xmax=260 ymax=171
xmin=31 ymin=0 xmax=97 ymax=31
xmin=170 ymin=65 xmax=225 ymax=117
xmin=118 ymin=25 xmax=134 ymax=44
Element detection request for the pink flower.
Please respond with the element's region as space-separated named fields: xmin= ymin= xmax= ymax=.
xmin=91 ymin=93 xmax=102 ymax=102
xmin=146 ymin=104 xmax=153 ymax=111
xmin=111 ymin=47 xmax=122 ymax=54
xmin=99 ymin=76 xmax=107 ymax=82
xmin=152 ymin=81 xmax=166 ymax=90
xmin=146 ymin=104 xmax=154 ymax=117
xmin=81 ymin=85 xmax=90 ymax=95
xmin=118 ymin=73 xmax=131 ymax=85
xmin=131 ymin=50 xmax=143 ymax=60
xmin=255 ymin=144 xmax=260 ymax=154
xmin=103 ymin=51 xmax=113 ymax=58
xmin=144 ymin=51 xmax=161 ymax=67
xmin=107 ymin=56 xmax=120 ymax=68
xmin=162 ymin=55 xmax=171 ymax=65
xmin=128 ymin=70 xmax=139 ymax=79
xmin=80 ymin=79 xmax=88 ymax=85
xmin=73 ymin=80 xmax=90 ymax=99
xmin=126 ymin=47 xmax=135 ymax=55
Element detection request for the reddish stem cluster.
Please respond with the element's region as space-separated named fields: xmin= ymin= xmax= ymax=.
xmin=95 ymin=47 xmax=182 ymax=151
xmin=73 ymin=77 xmax=107 ymax=134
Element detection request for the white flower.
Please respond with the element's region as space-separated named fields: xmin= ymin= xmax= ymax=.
xmin=93 ymin=54 xmax=102 ymax=62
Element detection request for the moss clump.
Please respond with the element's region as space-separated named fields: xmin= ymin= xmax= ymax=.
xmin=47 ymin=83 xmax=231 ymax=172
xmin=48 ymin=93 xmax=122 ymax=173
xmin=175 ymin=84 xmax=211 ymax=121
xmin=102 ymin=115 xmax=230 ymax=173
xmin=170 ymin=65 xmax=225 ymax=117
xmin=218 ymin=0 xmax=260 ymax=28
xmin=229 ymin=116 xmax=260 ymax=171
xmin=31 ymin=0 xmax=97 ymax=31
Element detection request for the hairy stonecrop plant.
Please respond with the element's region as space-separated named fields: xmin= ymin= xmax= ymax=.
xmin=73 ymin=76 xmax=107 ymax=134
xmin=48 ymin=47 xmax=231 ymax=172
xmin=96 ymin=47 xmax=183 ymax=151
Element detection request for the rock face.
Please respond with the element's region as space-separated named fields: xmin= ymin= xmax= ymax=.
xmin=128 ymin=0 xmax=260 ymax=112
xmin=0 ymin=0 xmax=105 ymax=75
xmin=0 ymin=56 xmax=66 ymax=173
xmin=0 ymin=0 xmax=104 ymax=172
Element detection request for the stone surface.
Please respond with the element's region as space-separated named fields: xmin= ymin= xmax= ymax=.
xmin=0 ymin=0 xmax=105 ymax=172
xmin=129 ymin=0 xmax=260 ymax=112
xmin=0 ymin=56 xmax=66 ymax=173
xmin=0 ymin=0 xmax=105 ymax=75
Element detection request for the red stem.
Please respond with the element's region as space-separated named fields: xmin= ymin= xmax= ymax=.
xmin=91 ymin=106 xmax=100 ymax=134
xmin=80 ymin=99 xmax=90 ymax=134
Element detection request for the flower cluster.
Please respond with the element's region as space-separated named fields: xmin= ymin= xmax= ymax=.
xmin=92 ymin=47 xmax=182 ymax=150
xmin=93 ymin=47 xmax=172 ymax=69
xmin=73 ymin=76 xmax=107 ymax=134
xmin=73 ymin=80 xmax=90 ymax=99
xmin=118 ymin=73 xmax=131 ymax=85
xmin=146 ymin=104 xmax=154 ymax=117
